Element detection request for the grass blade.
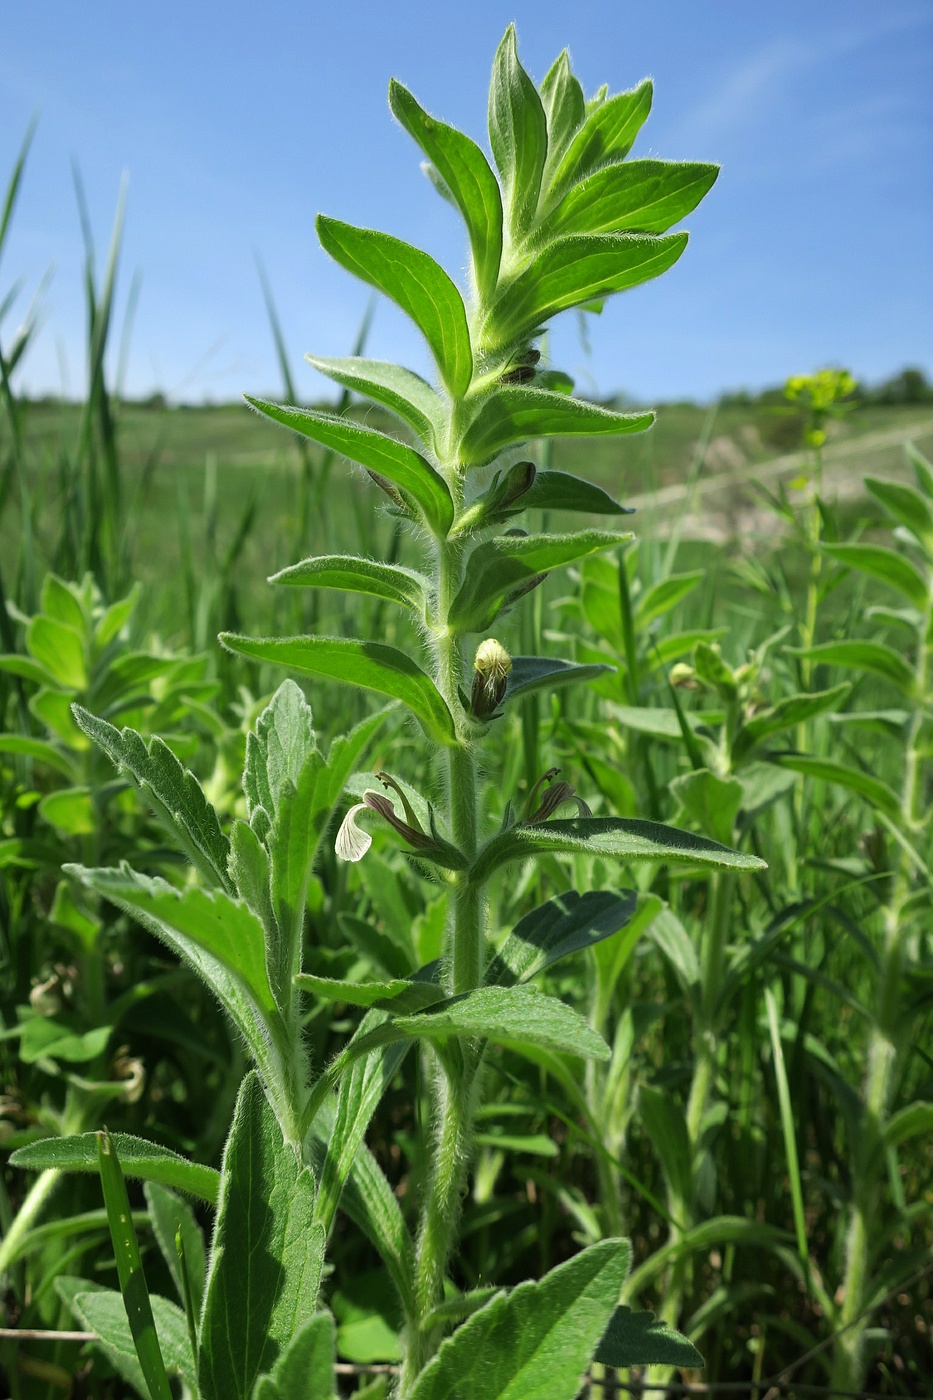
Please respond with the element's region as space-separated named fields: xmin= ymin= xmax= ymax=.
xmin=96 ymin=1128 xmax=174 ymax=1400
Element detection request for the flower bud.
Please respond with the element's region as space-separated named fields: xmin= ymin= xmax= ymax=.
xmin=471 ymin=639 xmax=512 ymax=718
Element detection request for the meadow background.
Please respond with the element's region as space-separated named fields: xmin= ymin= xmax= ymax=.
xmin=2 ymin=3 xmax=932 ymax=1397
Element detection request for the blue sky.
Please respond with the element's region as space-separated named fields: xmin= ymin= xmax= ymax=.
xmin=2 ymin=1 xmax=931 ymax=404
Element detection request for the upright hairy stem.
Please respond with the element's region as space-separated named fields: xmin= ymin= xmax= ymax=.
xmin=400 ymin=457 xmax=487 ymax=1392
xmin=830 ymin=590 xmax=931 ymax=1392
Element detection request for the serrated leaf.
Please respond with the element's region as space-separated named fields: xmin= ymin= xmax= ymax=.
xmin=486 ymin=888 xmax=637 ymax=985
xmin=504 ymin=655 xmax=616 ymax=703
xmin=472 ymin=816 xmax=766 ymax=882
xmin=64 ymin=863 xmax=290 ymax=1109
xmin=824 ymin=542 xmax=929 ymax=609
xmin=72 ymin=705 xmax=232 ymax=892
xmin=199 ymin=1074 xmax=325 ymax=1400
xmin=521 ymin=470 xmax=633 ymax=516
xmin=488 ymin=24 xmax=547 ymax=236
xmin=772 ymin=754 xmax=902 ymax=822
xmin=220 ymin=634 xmax=457 ymax=746
xmin=595 ymin=1306 xmax=703 ymax=1369
xmin=396 ymin=985 xmax=609 ymax=1059
xmin=408 ymin=1238 xmax=631 ymax=1400
xmin=389 ymin=80 xmax=503 ymax=301
xmin=451 ymin=530 xmax=632 ymax=632
xmin=243 ymin=679 xmax=317 ymax=825
xmin=305 ymin=352 xmax=444 ymax=450
xmin=251 ymin=1313 xmax=338 ymax=1400
xmin=459 ymin=387 xmax=653 ymax=464
xmin=791 ymin=640 xmax=915 ymax=695
xmin=68 ymin=863 xmax=275 ymax=1015
xmin=316 ymin=216 xmax=473 ymax=398
xmin=270 ymin=554 xmax=428 ymax=613
xmin=542 ymin=159 xmax=718 ymax=239
xmin=732 ymin=683 xmax=852 ymax=762
xmin=244 ymin=397 xmax=454 ymax=536
xmin=11 ymin=1133 xmax=220 ymax=1205
xmin=481 ymin=232 xmax=687 ymax=348
xmin=546 ymin=80 xmax=653 ymax=201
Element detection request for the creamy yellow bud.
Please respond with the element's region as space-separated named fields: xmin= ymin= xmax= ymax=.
xmin=471 ymin=639 xmax=512 ymax=718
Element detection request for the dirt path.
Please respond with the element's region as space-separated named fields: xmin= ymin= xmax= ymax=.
xmin=629 ymin=416 xmax=933 ymax=542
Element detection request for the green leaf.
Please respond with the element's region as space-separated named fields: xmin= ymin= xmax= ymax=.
xmin=64 ymin=863 xmax=291 ymax=1107
xmin=69 ymin=863 xmax=274 ymax=1016
xmin=95 ymin=583 xmax=142 ymax=647
xmin=41 ymin=573 xmax=86 ymax=631
xmin=882 ymin=1101 xmax=933 ymax=1150
xmin=546 ymin=80 xmax=653 ymax=201
xmin=395 ymin=986 xmax=609 ymax=1060
xmin=521 ymin=470 xmax=634 ymax=516
xmin=243 ymin=678 xmax=317 ymax=828
xmin=459 ymin=387 xmax=653 ymax=464
xmin=791 ymin=640 xmax=915 ymax=695
xmin=295 ymin=972 xmax=439 ymax=1010
xmin=540 ymin=51 xmax=586 ymax=181
xmin=607 ymin=704 xmax=721 ymax=740
xmin=504 ymin=655 xmax=616 ymax=703
xmin=389 ymin=81 xmax=503 ymax=301
xmin=451 ymin=530 xmax=632 ymax=632
xmin=0 ymin=734 xmax=77 ymax=779
xmin=18 ymin=1015 xmax=110 ymax=1064
xmin=60 ymin=1282 xmax=194 ymax=1397
xmin=270 ymin=554 xmax=428 ymax=613
xmin=472 ymin=817 xmax=766 ymax=883
xmin=316 ymin=216 xmax=473 ymax=398
xmin=252 ymin=1313 xmax=337 ymax=1400
xmin=220 ymin=634 xmax=457 ymax=746
xmin=772 ymin=754 xmax=902 ymax=822
xmin=305 ymin=352 xmax=444 ymax=450
xmin=72 ymin=706 xmax=232 ymax=891
xmin=542 ymin=160 xmax=718 ymax=239
xmin=312 ymin=990 xmax=610 ymax=1115
xmin=638 ymin=1085 xmax=693 ymax=1212
xmin=244 ymin=397 xmax=454 ymax=536
xmin=481 ymin=232 xmax=687 ymax=348
xmin=11 ymin=1133 xmax=220 ymax=1205
xmin=865 ymin=475 xmax=933 ymax=551
xmin=199 ymin=1074 xmax=325 ymax=1400
xmin=824 ymin=542 xmax=929 ymax=609
xmin=636 ymin=570 xmax=703 ymax=627
xmin=38 ymin=786 xmax=96 ymax=836
xmin=669 ymin=769 xmax=743 ymax=845
xmin=407 ymin=1238 xmax=631 ymax=1400
xmin=594 ymin=1306 xmax=703 ymax=1369
xmin=144 ymin=1182 xmax=206 ymax=1315
xmin=0 ymin=653 xmax=55 ymax=685
xmin=488 ymin=25 xmax=547 ymax=236
xmin=732 ymin=683 xmax=852 ymax=762
xmin=26 ymin=614 xmax=87 ymax=689
xmin=97 ymin=1129 xmax=175 ymax=1400
xmin=487 ymin=889 xmax=637 ymax=986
